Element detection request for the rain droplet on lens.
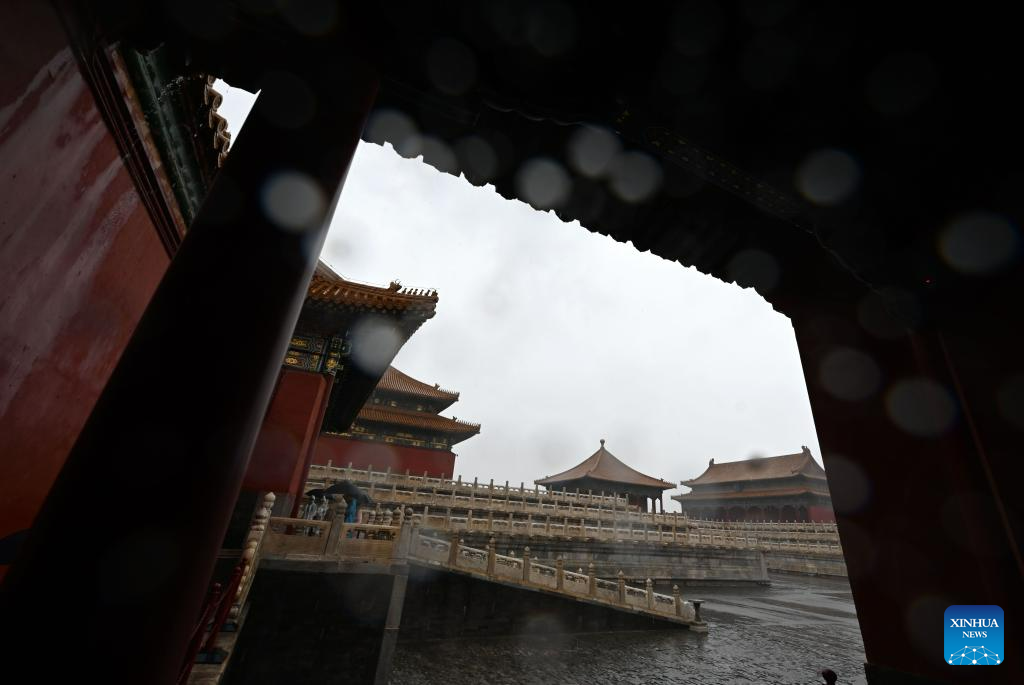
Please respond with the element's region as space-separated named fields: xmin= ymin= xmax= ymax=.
xmin=568 ymin=127 xmax=621 ymax=179
xmin=795 ymin=148 xmax=861 ymax=206
xmin=609 ymin=151 xmax=663 ymax=203
xmin=516 ymin=158 xmax=571 ymax=210
xmin=938 ymin=211 xmax=1019 ymax=275
xmin=885 ymin=378 xmax=957 ymax=437
xmin=261 ymin=170 xmax=326 ymax=232
xmin=819 ymin=347 xmax=882 ymax=401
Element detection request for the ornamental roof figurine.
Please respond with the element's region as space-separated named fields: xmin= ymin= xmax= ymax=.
xmin=304 ymin=262 xmax=438 ymax=336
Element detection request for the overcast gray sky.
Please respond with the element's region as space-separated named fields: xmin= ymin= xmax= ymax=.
xmin=218 ymin=82 xmax=822 ymax=510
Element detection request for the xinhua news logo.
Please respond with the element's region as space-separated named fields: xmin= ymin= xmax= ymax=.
xmin=945 ymin=605 xmax=1003 ymax=665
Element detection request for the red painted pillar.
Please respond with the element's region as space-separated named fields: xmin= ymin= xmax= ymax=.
xmin=794 ymin=296 xmax=1024 ymax=683
xmin=0 ymin=59 xmax=378 ymax=683
xmin=243 ymin=369 xmax=334 ymax=515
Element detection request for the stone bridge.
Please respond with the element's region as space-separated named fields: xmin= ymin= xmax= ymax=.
xmin=199 ymin=504 xmax=705 ymax=685
xmin=259 ymin=511 xmax=705 ymax=629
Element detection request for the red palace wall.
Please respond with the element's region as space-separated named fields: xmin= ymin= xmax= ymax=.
xmin=244 ymin=370 xmax=332 ymax=507
xmin=0 ymin=2 xmax=171 ymax=575
xmin=313 ymin=435 xmax=456 ymax=480
xmin=807 ymin=505 xmax=836 ymax=523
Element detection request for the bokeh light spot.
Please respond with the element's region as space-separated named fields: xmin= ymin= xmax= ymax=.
xmin=350 ymin=317 xmax=405 ymax=376
xmin=885 ymin=378 xmax=957 ymax=437
xmin=938 ymin=211 xmax=1019 ymax=275
xmin=365 ymin=109 xmax=421 ymax=158
xmin=825 ymin=453 xmax=872 ymax=514
xmin=609 ymin=151 xmax=663 ymax=203
xmin=419 ymin=136 xmax=459 ymax=175
xmin=819 ymin=347 xmax=882 ymax=402
xmin=261 ymin=170 xmax=326 ymax=232
xmin=516 ymin=158 xmax=571 ymax=210
xmin=795 ymin=148 xmax=861 ymax=206
xmin=568 ymin=127 xmax=621 ymax=179
xmin=455 ymin=136 xmax=499 ymax=184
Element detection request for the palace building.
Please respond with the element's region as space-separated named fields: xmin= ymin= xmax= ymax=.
xmin=536 ymin=439 xmax=675 ymax=513
xmin=313 ymin=365 xmax=480 ymax=479
xmin=6 ymin=5 xmax=1022 ymax=683
xmin=673 ymin=447 xmax=835 ymax=523
xmin=240 ymin=263 xmax=441 ymax=517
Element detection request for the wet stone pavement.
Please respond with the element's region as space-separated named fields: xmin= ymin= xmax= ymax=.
xmin=391 ymin=574 xmax=866 ymax=684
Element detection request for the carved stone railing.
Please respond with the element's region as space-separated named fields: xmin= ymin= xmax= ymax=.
xmin=232 ymin=492 xmax=276 ymax=620
xmin=390 ymin=511 xmax=843 ymax=555
xmin=261 ymin=508 xmax=405 ymax=563
xmin=183 ymin=492 xmax=276 ymax=685
xmin=260 ymin=511 xmax=707 ymax=630
xmin=309 ymin=463 xmax=629 ymax=508
xmin=306 ymin=465 xmax=841 ymax=552
xmin=408 ymin=532 xmax=705 ymax=630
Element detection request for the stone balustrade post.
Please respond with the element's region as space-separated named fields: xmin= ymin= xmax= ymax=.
xmin=556 ymin=557 xmax=564 ymax=591
xmin=616 ymin=571 xmax=625 ymax=604
xmin=396 ymin=508 xmax=414 ymax=560
xmin=486 ymin=537 xmax=496 ymax=576
xmin=545 ymin=516 xmax=551 ymax=535
xmin=467 ymin=509 xmax=474 ymax=531
xmin=587 ymin=563 xmax=597 ymax=596
xmin=487 ymin=510 xmax=493 ymax=531
xmin=522 ymin=547 xmax=531 ymax=582
xmin=383 ymin=508 xmax=393 ymax=528
xmin=448 ymin=534 xmax=460 ymax=566
xmin=673 ymin=584 xmax=682 ymax=616
xmin=325 ymin=499 xmax=347 ymax=556
xmin=231 ymin=492 xmax=275 ymax=619
xmin=692 ymin=599 xmax=705 ymax=624
xmin=646 ymin=578 xmax=654 ymax=609
xmin=527 ymin=513 xmax=533 ymax=537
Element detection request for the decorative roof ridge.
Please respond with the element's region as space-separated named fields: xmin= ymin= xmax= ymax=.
xmin=308 ymin=263 xmax=439 ymax=309
xmin=363 ymin=404 xmax=481 ymax=430
xmin=682 ymin=448 xmax=826 ymax=487
xmin=377 ymin=366 xmax=460 ymax=402
xmin=535 ymin=438 xmax=674 ymax=489
xmin=203 ymin=77 xmax=231 ymax=168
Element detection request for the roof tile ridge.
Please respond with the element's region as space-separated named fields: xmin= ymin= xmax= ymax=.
xmin=363 ymin=404 xmax=481 ymax=429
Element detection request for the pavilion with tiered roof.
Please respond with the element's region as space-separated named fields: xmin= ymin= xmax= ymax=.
xmin=314 ymin=366 xmax=480 ymax=479
xmin=673 ymin=447 xmax=834 ymax=523
xmin=536 ymin=439 xmax=675 ymax=513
